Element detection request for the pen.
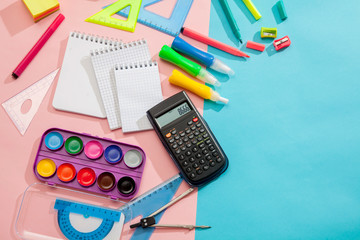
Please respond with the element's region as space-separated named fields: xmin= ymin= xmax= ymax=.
xmin=171 ymin=36 xmax=234 ymax=76
xmin=219 ymin=0 xmax=242 ymax=44
xmin=159 ymin=45 xmax=221 ymax=86
xmin=181 ymin=27 xmax=249 ymax=58
xmin=12 ymin=14 xmax=65 ymax=79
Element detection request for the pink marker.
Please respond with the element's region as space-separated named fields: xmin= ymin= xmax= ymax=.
xmin=181 ymin=27 xmax=250 ymax=58
xmin=12 ymin=14 xmax=65 ymax=79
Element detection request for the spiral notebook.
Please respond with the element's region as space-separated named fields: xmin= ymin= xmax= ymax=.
xmin=90 ymin=40 xmax=151 ymax=130
xmin=114 ymin=61 xmax=163 ymax=133
xmin=53 ymin=32 xmax=122 ymax=118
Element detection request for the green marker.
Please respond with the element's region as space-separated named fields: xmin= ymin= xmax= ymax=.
xmin=159 ymin=45 xmax=220 ymax=86
xmin=219 ymin=0 xmax=243 ymax=44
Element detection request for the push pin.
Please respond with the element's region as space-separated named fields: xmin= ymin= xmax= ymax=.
xmin=273 ymin=35 xmax=291 ymax=51
xmin=261 ymin=27 xmax=277 ymax=38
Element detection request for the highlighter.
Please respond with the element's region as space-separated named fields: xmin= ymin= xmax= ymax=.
xmin=171 ymin=36 xmax=234 ymax=76
xmin=169 ymin=70 xmax=228 ymax=104
xmin=242 ymin=0 xmax=262 ymax=20
xmin=159 ymin=45 xmax=220 ymax=86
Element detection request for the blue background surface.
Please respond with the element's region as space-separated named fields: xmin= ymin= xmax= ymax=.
xmin=196 ymin=0 xmax=360 ymax=239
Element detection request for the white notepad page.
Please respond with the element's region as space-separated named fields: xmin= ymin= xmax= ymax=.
xmin=91 ymin=39 xmax=151 ymax=130
xmin=53 ymin=32 xmax=122 ymax=118
xmin=114 ymin=61 xmax=163 ymax=133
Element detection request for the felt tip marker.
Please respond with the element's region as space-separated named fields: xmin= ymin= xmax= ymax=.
xmin=171 ymin=36 xmax=234 ymax=76
xmin=181 ymin=27 xmax=250 ymax=58
xmin=220 ymin=0 xmax=243 ymax=44
xmin=159 ymin=45 xmax=220 ymax=86
xmin=12 ymin=14 xmax=65 ymax=79
xmin=169 ymin=70 xmax=229 ymax=104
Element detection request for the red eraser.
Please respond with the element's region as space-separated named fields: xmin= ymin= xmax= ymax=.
xmin=273 ymin=35 xmax=291 ymax=51
xmin=246 ymin=41 xmax=265 ymax=52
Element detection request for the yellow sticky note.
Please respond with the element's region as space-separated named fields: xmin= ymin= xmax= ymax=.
xmin=22 ymin=0 xmax=60 ymax=22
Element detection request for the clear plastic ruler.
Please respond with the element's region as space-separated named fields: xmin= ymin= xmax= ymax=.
xmin=2 ymin=68 xmax=59 ymax=135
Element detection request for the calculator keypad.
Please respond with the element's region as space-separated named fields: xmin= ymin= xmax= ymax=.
xmin=164 ymin=118 xmax=226 ymax=183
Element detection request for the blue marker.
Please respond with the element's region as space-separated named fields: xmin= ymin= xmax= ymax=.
xmin=171 ymin=36 xmax=234 ymax=76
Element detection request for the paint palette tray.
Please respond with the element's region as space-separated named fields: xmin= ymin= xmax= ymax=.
xmin=33 ymin=128 xmax=146 ymax=200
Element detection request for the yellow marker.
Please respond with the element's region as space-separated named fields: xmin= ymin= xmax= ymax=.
xmin=242 ymin=0 xmax=262 ymax=21
xmin=169 ymin=70 xmax=229 ymax=104
xmin=37 ymin=159 xmax=56 ymax=177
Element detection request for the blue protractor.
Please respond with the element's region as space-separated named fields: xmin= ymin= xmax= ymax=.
xmin=54 ymin=199 xmax=122 ymax=240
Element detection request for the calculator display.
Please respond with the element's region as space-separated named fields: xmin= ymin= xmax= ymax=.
xmin=155 ymin=102 xmax=191 ymax=128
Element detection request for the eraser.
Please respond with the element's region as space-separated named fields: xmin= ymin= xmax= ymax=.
xmin=246 ymin=41 xmax=265 ymax=52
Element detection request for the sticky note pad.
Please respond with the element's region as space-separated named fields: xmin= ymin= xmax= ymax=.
xmin=22 ymin=0 xmax=60 ymax=22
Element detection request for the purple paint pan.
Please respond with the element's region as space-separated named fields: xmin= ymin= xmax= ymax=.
xmin=33 ymin=128 xmax=146 ymax=200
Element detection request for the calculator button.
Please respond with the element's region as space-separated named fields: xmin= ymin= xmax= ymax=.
xmin=178 ymin=155 xmax=185 ymax=160
xmin=199 ymin=128 xmax=205 ymax=133
xmin=182 ymin=161 xmax=189 ymax=166
xmin=174 ymin=135 xmax=180 ymax=140
xmin=183 ymin=137 xmax=189 ymax=142
xmin=196 ymin=123 xmax=202 ymax=128
xmin=172 ymin=144 xmax=178 ymax=149
xmin=199 ymin=143 xmax=205 ymax=148
xmin=175 ymin=149 xmax=181 ymax=154
xmin=169 ymin=138 xmax=174 ymax=143
xmin=216 ymin=157 xmax=223 ymax=163
xmin=196 ymin=169 xmax=203 ymax=175
xmin=202 ymin=149 xmax=208 ymax=155
xmin=191 ymin=125 xmax=196 ymax=130
xmin=185 ymin=128 xmax=191 ymax=134
xmin=192 ymin=163 xmax=199 ymax=168
xmin=212 ymin=151 xmax=219 ymax=157
xmin=192 ymin=147 xmax=198 ymax=152
xmin=196 ymin=153 xmax=202 ymax=158
xmin=210 ymin=161 xmax=216 ymax=167
xmin=181 ymin=146 xmax=186 ymax=151
xmin=191 ymin=139 xmax=197 ymax=144
xmin=193 ymin=117 xmax=198 ymax=122
xmin=199 ymin=159 xmax=206 ymax=164
xmin=194 ymin=131 xmax=199 ymax=136
xmin=189 ymin=134 xmax=194 ymax=139
xmin=197 ymin=136 xmax=203 ymax=141
xmin=205 ymin=140 xmax=211 ymax=145
xmin=186 ymin=167 xmax=192 ymax=173
xmin=177 ymin=140 xmax=183 ymax=145
xmin=209 ymin=145 xmax=215 ymax=151
xmin=206 ymin=155 xmax=212 ymax=160
xmin=189 ymin=157 xmax=195 ymax=162
xmin=203 ymin=133 xmax=209 ymax=138
xmin=171 ymin=129 xmax=177 ymax=134
xmin=186 ymin=143 xmax=192 ymax=148
xmin=203 ymin=165 xmax=209 ymax=171
xmin=185 ymin=151 xmax=192 ymax=156
xmin=166 ymin=133 xmax=171 ymax=138
xmin=189 ymin=173 xmax=196 ymax=179
xmin=187 ymin=121 xmax=193 ymax=125
xmin=180 ymin=131 xmax=185 ymax=137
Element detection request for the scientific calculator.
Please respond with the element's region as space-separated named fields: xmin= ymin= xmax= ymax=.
xmin=147 ymin=91 xmax=228 ymax=186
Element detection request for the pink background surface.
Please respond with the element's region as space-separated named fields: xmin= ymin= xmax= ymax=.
xmin=0 ymin=0 xmax=210 ymax=239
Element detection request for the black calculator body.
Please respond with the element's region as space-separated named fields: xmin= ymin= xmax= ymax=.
xmin=147 ymin=91 xmax=228 ymax=186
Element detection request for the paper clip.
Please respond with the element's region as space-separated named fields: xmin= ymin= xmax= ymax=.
xmin=261 ymin=27 xmax=277 ymax=38
xmin=273 ymin=36 xmax=291 ymax=51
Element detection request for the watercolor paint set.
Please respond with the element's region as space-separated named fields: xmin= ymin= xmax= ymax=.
xmin=33 ymin=128 xmax=146 ymax=200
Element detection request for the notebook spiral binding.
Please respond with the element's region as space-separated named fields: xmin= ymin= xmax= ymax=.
xmin=90 ymin=39 xmax=147 ymax=56
xmin=70 ymin=31 xmax=122 ymax=48
xmin=114 ymin=61 xmax=157 ymax=71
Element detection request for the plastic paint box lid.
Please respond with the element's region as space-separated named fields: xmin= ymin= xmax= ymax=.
xmin=15 ymin=183 xmax=132 ymax=240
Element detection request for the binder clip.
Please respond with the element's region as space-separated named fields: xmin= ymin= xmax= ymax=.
xmin=273 ymin=35 xmax=291 ymax=51
xmin=261 ymin=27 xmax=277 ymax=38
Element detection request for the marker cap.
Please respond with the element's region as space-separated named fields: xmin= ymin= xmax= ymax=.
xmin=210 ymin=59 xmax=235 ymax=76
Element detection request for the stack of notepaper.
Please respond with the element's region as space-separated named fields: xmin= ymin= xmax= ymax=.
xmin=53 ymin=32 xmax=163 ymax=133
xmin=22 ymin=0 xmax=60 ymax=22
